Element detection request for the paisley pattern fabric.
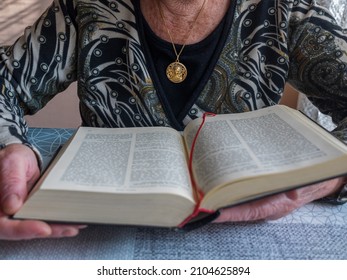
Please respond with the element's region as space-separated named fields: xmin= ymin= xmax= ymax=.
xmin=1 ymin=0 xmax=347 ymax=149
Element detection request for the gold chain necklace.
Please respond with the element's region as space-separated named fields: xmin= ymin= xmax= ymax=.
xmin=158 ymin=0 xmax=208 ymax=83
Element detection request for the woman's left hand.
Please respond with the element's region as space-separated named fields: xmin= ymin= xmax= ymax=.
xmin=213 ymin=177 xmax=345 ymax=223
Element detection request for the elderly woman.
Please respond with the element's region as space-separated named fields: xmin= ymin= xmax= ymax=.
xmin=0 ymin=0 xmax=346 ymax=240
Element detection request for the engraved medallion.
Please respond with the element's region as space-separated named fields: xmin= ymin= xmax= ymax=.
xmin=158 ymin=0 xmax=207 ymax=84
xmin=166 ymin=61 xmax=187 ymax=83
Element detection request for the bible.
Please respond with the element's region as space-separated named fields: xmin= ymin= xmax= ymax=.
xmin=14 ymin=105 xmax=347 ymax=228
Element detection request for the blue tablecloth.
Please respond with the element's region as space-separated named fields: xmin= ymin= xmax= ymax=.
xmin=1 ymin=128 xmax=346 ymax=260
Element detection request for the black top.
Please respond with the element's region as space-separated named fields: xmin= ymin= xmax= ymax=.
xmin=134 ymin=1 xmax=235 ymax=127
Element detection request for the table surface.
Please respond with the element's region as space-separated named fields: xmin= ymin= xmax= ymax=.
xmin=1 ymin=128 xmax=347 ymax=260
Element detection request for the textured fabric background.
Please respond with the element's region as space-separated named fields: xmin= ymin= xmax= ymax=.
xmin=1 ymin=223 xmax=347 ymax=260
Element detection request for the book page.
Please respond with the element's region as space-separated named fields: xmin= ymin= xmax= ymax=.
xmin=39 ymin=127 xmax=193 ymax=198
xmin=183 ymin=105 xmax=347 ymax=193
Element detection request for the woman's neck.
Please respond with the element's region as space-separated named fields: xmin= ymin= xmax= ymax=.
xmin=140 ymin=0 xmax=230 ymax=45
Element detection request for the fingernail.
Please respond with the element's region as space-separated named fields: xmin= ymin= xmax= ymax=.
xmin=77 ymin=225 xmax=88 ymax=229
xmin=35 ymin=228 xmax=52 ymax=238
xmin=62 ymin=228 xmax=80 ymax=237
xmin=2 ymin=194 xmax=21 ymax=213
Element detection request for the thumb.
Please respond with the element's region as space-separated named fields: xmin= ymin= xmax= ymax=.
xmin=0 ymin=144 xmax=40 ymax=214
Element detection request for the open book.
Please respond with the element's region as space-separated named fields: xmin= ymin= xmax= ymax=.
xmin=14 ymin=105 xmax=347 ymax=228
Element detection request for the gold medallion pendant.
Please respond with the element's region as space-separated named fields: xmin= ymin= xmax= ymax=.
xmin=166 ymin=61 xmax=187 ymax=83
xmin=158 ymin=0 xmax=207 ymax=83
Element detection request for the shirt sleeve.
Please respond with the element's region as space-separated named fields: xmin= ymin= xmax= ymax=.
xmin=0 ymin=0 xmax=77 ymax=150
xmin=287 ymin=0 xmax=347 ymax=143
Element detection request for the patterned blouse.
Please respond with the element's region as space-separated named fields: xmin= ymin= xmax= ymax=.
xmin=1 ymin=0 xmax=347 ymax=151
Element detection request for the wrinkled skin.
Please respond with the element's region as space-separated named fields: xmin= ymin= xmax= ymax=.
xmin=0 ymin=144 xmax=85 ymax=240
xmin=214 ymin=177 xmax=344 ymax=222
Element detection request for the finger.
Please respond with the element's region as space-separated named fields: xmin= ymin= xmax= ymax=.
xmin=0 ymin=214 xmax=87 ymax=240
xmin=0 ymin=216 xmax=52 ymax=240
xmin=0 ymin=146 xmax=40 ymax=214
xmin=213 ymin=178 xmax=347 ymax=223
xmin=213 ymin=193 xmax=296 ymax=223
xmin=0 ymin=160 xmax=29 ymax=214
xmin=49 ymin=224 xmax=87 ymax=238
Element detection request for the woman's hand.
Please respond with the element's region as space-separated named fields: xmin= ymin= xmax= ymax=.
xmin=214 ymin=177 xmax=345 ymax=223
xmin=0 ymin=211 xmax=86 ymax=240
xmin=0 ymin=144 xmax=84 ymax=240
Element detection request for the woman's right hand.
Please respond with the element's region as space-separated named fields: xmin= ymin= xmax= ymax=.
xmin=0 ymin=144 xmax=84 ymax=240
